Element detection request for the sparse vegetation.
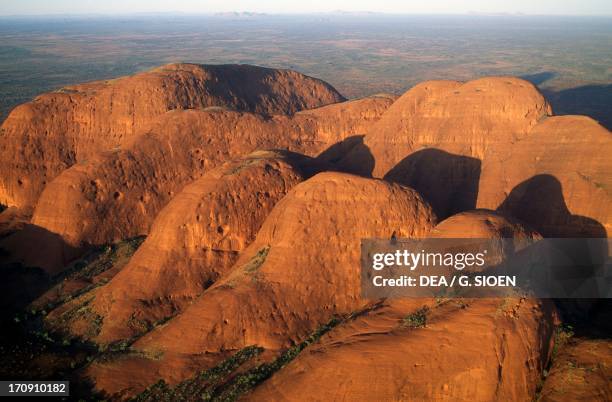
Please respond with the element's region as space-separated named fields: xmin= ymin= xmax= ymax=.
xmin=243 ymin=247 xmax=270 ymax=274
xmin=495 ymin=297 xmax=513 ymax=317
xmin=552 ymin=324 xmax=574 ymax=360
xmin=131 ymin=303 xmax=385 ymax=401
xmin=34 ymin=236 xmax=146 ymax=314
xmin=127 ymin=313 xmax=150 ymax=335
xmin=534 ymin=323 xmax=577 ymax=400
xmin=0 ymin=13 xmax=610 ymax=402
xmin=105 ymin=312 xmax=180 ymax=354
xmin=131 ymin=345 xmax=264 ymax=402
xmin=53 ymin=87 xmax=78 ymax=94
xmin=51 ymin=296 xmax=104 ymax=339
xmin=576 ymin=171 xmax=606 ymax=191
xmin=142 ymin=316 xmax=341 ymax=402
xmin=401 ymin=306 xmax=429 ymax=329
xmin=225 ymin=156 xmax=267 ymax=176
xmin=0 ymin=236 xmax=149 ymax=399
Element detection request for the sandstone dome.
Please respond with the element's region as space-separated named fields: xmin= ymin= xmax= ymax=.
xmin=84 ymin=172 xmax=436 ymax=396
xmin=26 ymin=95 xmax=393 ymax=272
xmin=246 ymin=210 xmax=554 ymax=402
xmin=74 ymin=150 xmax=326 ymax=343
xmin=0 ymin=63 xmax=345 ymax=209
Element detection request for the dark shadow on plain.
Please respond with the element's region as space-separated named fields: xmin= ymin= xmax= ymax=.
xmin=541 ymin=84 xmax=612 ymax=131
xmin=520 ymin=71 xmax=557 ymax=86
xmin=497 ymin=174 xmax=607 ymax=238
xmin=384 ymin=149 xmax=481 ymax=220
xmin=498 ymin=174 xmax=608 ymax=327
xmin=318 ymin=135 xmax=375 ymax=177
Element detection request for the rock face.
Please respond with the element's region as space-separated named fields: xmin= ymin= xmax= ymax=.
xmin=384 ymin=149 xmax=482 ymax=219
xmin=84 ymin=172 xmax=436 ymax=395
xmin=0 ymin=63 xmax=345 ymax=209
xmin=340 ymin=77 xmax=611 ymax=235
xmin=340 ymin=77 xmax=551 ymax=220
xmin=82 ymin=150 xmax=326 ymax=343
xmin=247 ymin=299 xmax=555 ymax=402
xmin=480 ymin=116 xmax=611 ymax=237
xmin=539 ymin=338 xmax=611 ymax=402
xmin=30 ymin=110 xmax=279 ymax=248
xmin=294 ymin=93 xmax=397 ymax=162
xmin=246 ymin=210 xmax=555 ymax=402
xmin=430 ymin=209 xmax=540 ymax=239
xmin=341 ymin=77 xmax=550 ymax=178
xmin=426 ymin=209 xmax=541 ymax=271
xmin=28 ymin=95 xmax=394 ymax=270
xmin=0 ymin=206 xmax=30 ymax=238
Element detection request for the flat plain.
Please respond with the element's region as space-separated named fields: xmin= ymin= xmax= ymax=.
xmin=0 ymin=14 xmax=611 ymax=128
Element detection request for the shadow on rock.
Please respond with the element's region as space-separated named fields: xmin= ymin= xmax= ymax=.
xmin=0 ymin=262 xmax=51 ymax=320
xmin=0 ymin=224 xmax=83 ymax=274
xmin=203 ymin=64 xmax=346 ymax=115
xmin=384 ymin=148 xmax=481 ymax=220
xmin=259 ymin=149 xmax=333 ymax=179
xmin=321 ymin=135 xmax=375 ymax=177
xmin=497 ymin=174 xmax=607 ymax=238
xmin=0 ymin=224 xmax=84 ymax=318
xmin=498 ymin=174 xmax=609 ymax=325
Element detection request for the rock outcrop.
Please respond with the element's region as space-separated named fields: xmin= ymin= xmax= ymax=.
xmin=341 ymin=77 xmax=550 ymax=178
xmin=27 ymin=95 xmax=393 ymax=271
xmin=339 ymin=78 xmax=610 ymax=235
xmin=0 ymin=68 xmax=607 ymax=401
xmin=540 ymin=337 xmax=611 ymax=402
xmin=0 ymin=63 xmax=345 ymax=209
xmin=84 ymin=172 xmax=436 ymax=395
xmin=246 ymin=210 xmax=555 ymax=402
xmin=481 ymin=116 xmax=611 ymax=237
xmin=66 ymin=150 xmax=326 ymax=343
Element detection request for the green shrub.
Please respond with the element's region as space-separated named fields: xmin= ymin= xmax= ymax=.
xmin=401 ymin=306 xmax=429 ymax=328
xmin=552 ymin=324 xmax=574 ymax=360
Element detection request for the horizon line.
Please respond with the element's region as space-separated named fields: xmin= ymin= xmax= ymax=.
xmin=1 ymin=11 xmax=612 ymax=18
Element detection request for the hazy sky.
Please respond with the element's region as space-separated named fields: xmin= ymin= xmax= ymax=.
xmin=1 ymin=0 xmax=611 ymax=16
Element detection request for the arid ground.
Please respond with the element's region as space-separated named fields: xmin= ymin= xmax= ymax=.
xmin=1 ymin=14 xmax=611 ymax=128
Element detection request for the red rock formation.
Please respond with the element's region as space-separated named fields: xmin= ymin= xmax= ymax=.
xmin=340 ymin=78 xmax=610 ymax=235
xmin=26 ymin=96 xmax=393 ymax=272
xmin=247 ymin=298 xmax=555 ymax=402
xmin=77 ymin=150 xmax=326 ymax=343
xmin=341 ymin=77 xmax=550 ymax=178
xmin=0 ymin=63 xmax=345 ymax=209
xmin=0 ymin=69 xmax=607 ymax=401
xmin=246 ymin=210 xmax=554 ymax=402
xmin=430 ymin=209 xmax=540 ymax=241
xmin=84 ymin=172 xmax=436 ymax=395
xmin=540 ymin=337 xmax=611 ymax=402
xmin=480 ymin=116 xmax=611 ymax=237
